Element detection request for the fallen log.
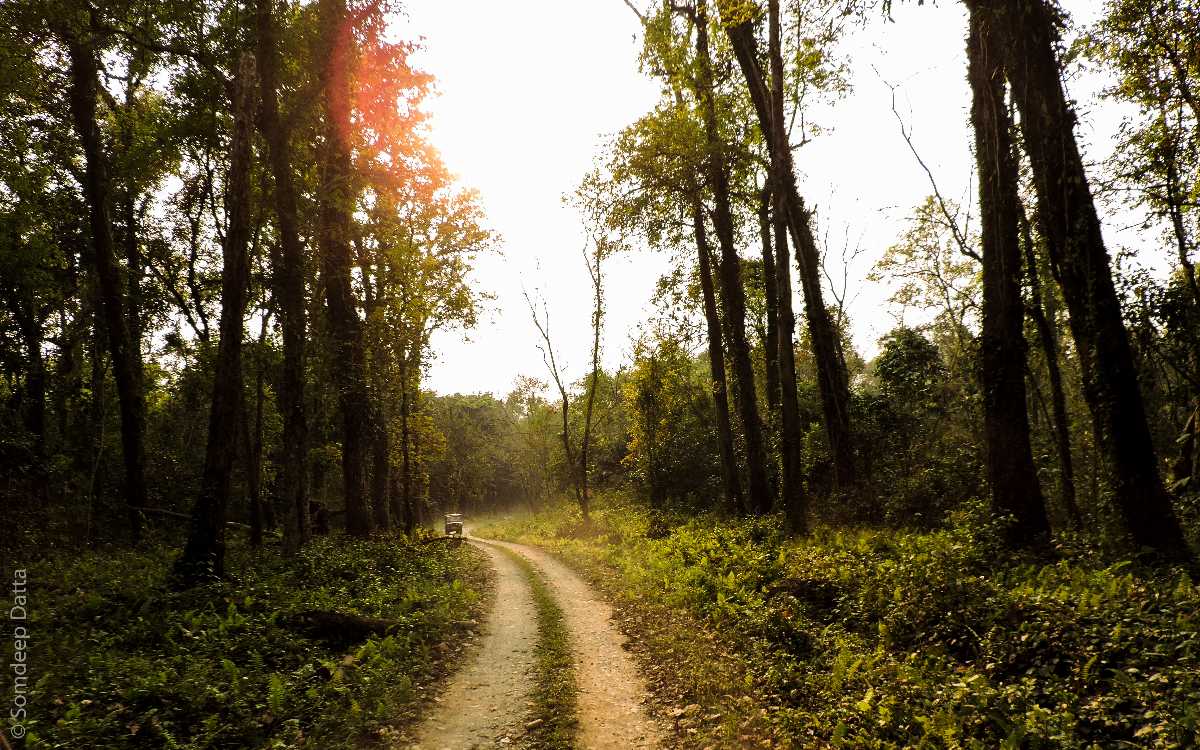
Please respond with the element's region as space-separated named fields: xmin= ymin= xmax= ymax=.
xmin=284 ymin=609 xmax=405 ymax=645
xmin=133 ymin=507 xmax=282 ymax=538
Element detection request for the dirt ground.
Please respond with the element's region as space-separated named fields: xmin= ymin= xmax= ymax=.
xmin=405 ymin=541 xmax=539 ymax=749
xmin=481 ymin=537 xmax=665 ymax=750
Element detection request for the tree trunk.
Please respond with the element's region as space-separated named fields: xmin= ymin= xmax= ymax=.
xmin=990 ymin=0 xmax=1190 ymax=558
xmin=580 ymin=244 xmax=604 ymax=518
xmin=694 ymin=0 xmax=772 ymax=515
xmin=722 ymin=3 xmax=855 ymax=491
xmin=362 ymin=267 xmax=391 ymax=532
xmin=757 ymin=186 xmax=782 ymax=414
xmin=691 ymin=202 xmax=746 ymax=514
xmin=65 ymin=30 xmax=145 ymax=544
xmin=965 ymin=4 xmax=1051 ymax=543
xmin=558 ymin=384 xmax=583 ymax=515
xmin=397 ymin=362 xmax=416 ymax=534
xmin=121 ymin=194 xmax=144 ymax=409
xmin=1019 ymin=208 xmax=1081 ymax=528
xmin=256 ymin=0 xmax=310 ymax=553
xmin=243 ymin=309 xmax=272 ymax=548
xmin=174 ymin=53 xmax=258 ymax=585
xmin=15 ymin=292 xmax=47 ymax=499
xmin=1173 ymin=405 xmax=1197 ymax=490
xmin=772 ymin=190 xmax=808 ymax=532
xmin=412 ymin=383 xmax=427 ymax=529
xmin=370 ymin=409 xmax=391 ymax=531
xmin=317 ymin=0 xmax=372 ymax=537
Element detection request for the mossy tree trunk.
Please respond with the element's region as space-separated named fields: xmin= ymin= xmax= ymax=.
xmin=723 ymin=3 xmax=855 ymax=494
xmin=695 ymin=0 xmax=773 ymax=515
xmin=174 ymin=53 xmax=258 ymax=584
xmin=65 ymin=27 xmax=146 ymax=545
xmin=317 ymin=0 xmax=372 ymax=537
xmin=988 ymin=0 xmax=1190 ymax=558
xmin=964 ymin=2 xmax=1051 ymax=544
xmin=256 ymin=0 xmax=310 ymax=552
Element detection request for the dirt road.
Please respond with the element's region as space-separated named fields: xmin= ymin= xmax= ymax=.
xmin=406 ymin=542 xmax=539 ymax=749
xmin=406 ymin=536 xmax=663 ymax=749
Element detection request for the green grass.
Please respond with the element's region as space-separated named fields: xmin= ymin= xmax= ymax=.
xmin=498 ymin=547 xmax=579 ymax=750
xmin=14 ymin=533 xmax=489 ymax=749
xmin=477 ymin=496 xmax=1200 ymax=749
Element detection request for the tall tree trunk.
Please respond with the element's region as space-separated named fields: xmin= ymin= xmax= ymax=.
xmin=86 ymin=280 xmax=106 ymax=545
xmin=580 ymin=244 xmax=604 ymax=518
xmin=65 ymin=30 xmax=145 ymax=544
xmin=244 ymin=371 xmax=266 ymax=548
xmin=558 ymin=384 xmax=582 ymax=514
xmin=317 ymin=0 xmax=372 ymax=536
xmin=174 ymin=53 xmax=257 ymax=584
xmin=362 ymin=261 xmax=391 ymax=532
xmin=121 ymin=196 xmax=144 ymax=407
xmin=622 ymin=3 xmax=743 ymax=514
xmin=694 ymin=0 xmax=772 ymax=515
xmin=256 ymin=0 xmax=310 ymax=553
xmin=757 ymin=187 xmax=781 ymax=415
xmin=243 ymin=309 xmax=272 ymax=548
xmin=691 ymin=201 xmax=746 ymax=515
xmin=965 ymin=4 xmax=1051 ymax=543
xmin=1020 ymin=208 xmax=1081 ymax=528
xmin=1173 ymin=406 xmax=1197 ymax=490
xmin=989 ymin=0 xmax=1190 ymax=558
xmin=1161 ymin=121 xmax=1200 ymax=494
xmin=722 ymin=2 xmax=855 ymax=490
xmin=772 ymin=191 xmax=808 ymax=531
xmin=526 ymin=293 xmax=584 ymax=514
xmin=411 ymin=378 xmax=426 ymax=530
xmin=14 ymin=292 xmax=49 ymax=502
xmin=370 ymin=409 xmax=391 ymax=530
xmin=397 ymin=359 xmax=416 ymax=534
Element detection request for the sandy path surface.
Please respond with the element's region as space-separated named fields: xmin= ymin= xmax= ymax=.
xmin=406 ymin=541 xmax=537 ymax=749
xmin=479 ymin=537 xmax=665 ymax=750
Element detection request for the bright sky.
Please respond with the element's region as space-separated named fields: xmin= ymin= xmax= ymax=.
xmin=399 ymin=0 xmax=1120 ymax=398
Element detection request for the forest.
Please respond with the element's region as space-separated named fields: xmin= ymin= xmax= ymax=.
xmin=1 ymin=0 xmax=1199 ymax=747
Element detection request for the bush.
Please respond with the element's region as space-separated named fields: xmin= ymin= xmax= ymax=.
xmin=480 ymin=496 xmax=1200 ymax=748
xmin=20 ymin=535 xmax=486 ymax=749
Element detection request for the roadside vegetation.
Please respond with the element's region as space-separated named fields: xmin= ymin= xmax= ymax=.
xmin=13 ymin=534 xmax=488 ymax=749
xmin=479 ymin=498 xmax=1200 ymax=749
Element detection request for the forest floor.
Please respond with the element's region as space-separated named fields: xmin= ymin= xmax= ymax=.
xmin=13 ymin=533 xmax=493 ymax=749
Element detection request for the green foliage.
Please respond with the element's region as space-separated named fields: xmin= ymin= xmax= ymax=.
xmin=481 ymin=498 xmax=1200 ymax=748
xmin=624 ymin=335 xmax=722 ymax=509
xmin=852 ymin=327 xmax=982 ymax=526
xmin=24 ymin=536 xmax=486 ymax=749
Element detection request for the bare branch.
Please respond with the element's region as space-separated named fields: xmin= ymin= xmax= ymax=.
xmin=877 ymin=68 xmax=981 ymax=262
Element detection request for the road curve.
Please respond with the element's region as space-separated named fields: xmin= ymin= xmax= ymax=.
xmin=405 ymin=541 xmax=538 ymax=749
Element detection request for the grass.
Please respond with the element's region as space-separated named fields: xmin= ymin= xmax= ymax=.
xmin=476 ymin=495 xmax=1200 ymax=749
xmin=498 ymin=547 xmax=579 ymax=749
xmin=10 ymin=532 xmax=490 ymax=749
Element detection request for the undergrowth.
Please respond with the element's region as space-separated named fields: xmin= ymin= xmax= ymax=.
xmin=477 ymin=496 xmax=1200 ymax=749
xmin=9 ymin=534 xmax=487 ymax=749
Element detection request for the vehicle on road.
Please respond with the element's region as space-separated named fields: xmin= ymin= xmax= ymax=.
xmin=444 ymin=513 xmax=464 ymax=538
